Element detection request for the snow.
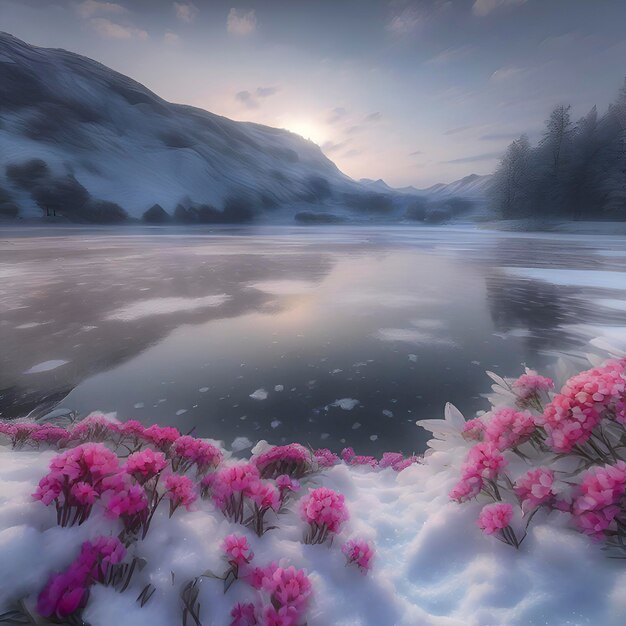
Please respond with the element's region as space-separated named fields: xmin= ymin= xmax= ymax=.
xmin=249 ymin=389 xmax=268 ymax=401
xmin=0 ymin=428 xmax=623 ymax=625
xmin=23 ymin=360 xmax=69 ymax=374
xmin=249 ymin=281 xmax=317 ymax=295
xmin=504 ymin=267 xmax=626 ymax=290
xmin=374 ymin=328 xmax=456 ymax=347
xmin=330 ymin=398 xmax=359 ymax=411
xmin=105 ymin=295 xmax=230 ymax=322
xmin=230 ymin=437 xmax=253 ymax=452
xmin=596 ymin=298 xmax=626 ymax=311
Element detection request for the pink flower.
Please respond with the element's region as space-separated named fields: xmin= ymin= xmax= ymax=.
xmin=313 ymin=448 xmax=340 ymax=468
xmin=262 ymin=605 xmax=299 ymax=626
xmin=222 ymin=534 xmax=254 ymax=567
xmin=392 ymin=456 xmax=421 ymax=472
xmin=571 ymin=461 xmax=626 ymax=539
xmin=342 ymin=538 xmax=374 ymax=574
xmin=105 ymin=483 xmax=149 ymax=519
xmin=484 ymin=408 xmax=536 ymax=451
xmin=462 ymin=418 xmax=485 ymax=442
xmin=300 ymin=487 xmax=349 ymax=542
xmin=449 ymin=474 xmax=483 ymax=503
xmin=512 ymin=371 xmax=554 ymax=407
xmin=70 ymin=415 xmax=119 ymax=442
xmin=539 ymin=360 xmax=626 ymax=453
xmin=463 ymin=442 xmax=507 ymax=480
xmin=33 ymin=475 xmax=63 ymax=505
xmin=125 ymin=449 xmax=167 ymax=482
xmin=165 ymin=474 xmax=197 ymax=512
xmin=379 ymin=452 xmax=404 ymax=469
xmin=171 ymin=435 xmax=223 ymax=473
xmin=340 ymin=447 xmax=355 ymax=462
xmin=69 ymin=482 xmax=98 ymax=506
xmin=260 ymin=565 xmax=312 ymax=620
xmin=253 ymin=444 xmax=311 ymax=479
xmin=514 ymin=468 xmax=556 ymax=511
xmin=247 ymin=481 xmax=281 ymax=511
xmin=142 ymin=424 xmax=181 ymax=450
xmin=30 ymin=425 xmax=71 ymax=446
xmin=348 ymin=455 xmax=378 ymax=469
xmin=276 ymin=474 xmax=301 ymax=496
xmin=477 ymin=503 xmax=514 ymax=535
xmin=230 ymin=602 xmax=258 ymax=626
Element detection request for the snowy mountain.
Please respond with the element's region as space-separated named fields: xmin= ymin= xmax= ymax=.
xmin=415 ymin=173 xmax=493 ymax=200
xmin=0 ymin=33 xmax=400 ymax=223
xmin=0 ymin=33 xmax=494 ymax=224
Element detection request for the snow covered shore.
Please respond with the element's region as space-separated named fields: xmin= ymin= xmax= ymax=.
xmin=1 ymin=348 xmax=626 ymax=625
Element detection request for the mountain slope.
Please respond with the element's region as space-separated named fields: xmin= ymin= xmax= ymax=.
xmin=0 ymin=33 xmax=375 ymax=222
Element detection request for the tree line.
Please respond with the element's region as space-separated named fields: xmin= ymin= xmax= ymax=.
xmin=491 ymin=78 xmax=626 ymax=220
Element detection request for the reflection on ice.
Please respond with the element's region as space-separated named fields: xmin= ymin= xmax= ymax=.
xmin=106 ymin=294 xmax=230 ymax=321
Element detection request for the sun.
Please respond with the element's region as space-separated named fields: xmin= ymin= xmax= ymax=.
xmin=282 ymin=119 xmax=327 ymax=146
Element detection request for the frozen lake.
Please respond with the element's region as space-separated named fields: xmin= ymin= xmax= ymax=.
xmin=1 ymin=225 xmax=626 ymax=454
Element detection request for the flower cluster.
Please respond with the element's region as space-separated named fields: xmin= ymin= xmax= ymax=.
xmin=204 ymin=463 xmax=280 ymax=535
xmin=33 ymin=443 xmax=121 ymax=526
xmin=247 ymin=564 xmax=312 ymax=626
xmin=570 ymin=461 xmax=626 ymax=539
xmin=511 ymin=370 xmax=554 ymax=408
xmin=449 ymin=442 xmax=507 ymax=503
xmin=313 ymin=448 xmax=340 ymax=468
xmin=483 ymin=408 xmax=536 ymax=451
xmin=514 ymin=468 xmax=557 ymax=512
xmin=37 ymin=537 xmax=125 ymax=620
xmin=300 ymin=487 xmax=349 ymax=544
xmin=0 ymin=422 xmax=70 ymax=449
xmin=170 ymin=435 xmax=223 ymax=474
xmin=223 ymin=533 xmax=254 ymax=569
xmin=125 ymin=448 xmax=167 ymax=483
xmin=141 ymin=424 xmax=181 ymax=451
xmin=253 ymin=444 xmax=312 ymax=479
xmin=165 ymin=474 xmax=198 ymax=515
xmin=477 ymin=503 xmax=514 ymax=537
xmin=539 ymin=360 xmax=626 ymax=453
xmin=342 ymin=538 xmax=374 ymax=574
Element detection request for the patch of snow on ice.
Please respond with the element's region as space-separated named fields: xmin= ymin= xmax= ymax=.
xmin=105 ymin=294 xmax=230 ymax=321
xmin=23 ymin=360 xmax=69 ymax=374
xmin=374 ymin=328 xmax=456 ymax=347
xmin=249 ymin=280 xmax=317 ymax=295
xmin=330 ymin=398 xmax=359 ymax=411
xmin=274 ymin=385 xmax=284 ymax=392
xmin=250 ymin=389 xmax=268 ymax=401
xmin=270 ymin=420 xmax=281 ymax=429
xmin=231 ymin=436 xmax=253 ymax=452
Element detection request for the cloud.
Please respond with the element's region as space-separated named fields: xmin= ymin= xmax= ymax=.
xmin=425 ymin=45 xmax=474 ymax=65
xmin=227 ymin=8 xmax=256 ymax=36
xmin=345 ymin=125 xmax=364 ymax=135
xmin=409 ymin=150 xmax=423 ymax=156
xmin=343 ymin=148 xmax=364 ymax=158
xmin=89 ymin=17 xmax=148 ymax=40
xmin=256 ymin=86 xmax=278 ymax=98
xmin=472 ymin=0 xmax=527 ymax=17
xmin=164 ymin=31 xmax=179 ymax=44
xmin=235 ymin=87 xmax=277 ymax=109
xmin=441 ymin=151 xmax=502 ymax=164
xmin=490 ymin=65 xmax=529 ymax=82
xmin=327 ymin=107 xmax=348 ymax=124
xmin=174 ymin=2 xmax=197 ymax=23
xmin=386 ymin=5 xmax=422 ymax=35
xmin=76 ymin=0 xmax=127 ymax=18
xmin=443 ymin=125 xmax=472 ymax=136
xmin=364 ymin=112 xmax=382 ymax=123
xmin=235 ymin=90 xmax=258 ymax=109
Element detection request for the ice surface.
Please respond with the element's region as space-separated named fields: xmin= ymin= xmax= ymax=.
xmin=105 ymin=295 xmax=230 ymax=321
xmin=504 ymin=267 xmax=626 ymax=290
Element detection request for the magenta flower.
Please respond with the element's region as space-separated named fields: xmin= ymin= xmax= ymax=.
xmin=257 ymin=564 xmax=312 ymax=623
xmin=511 ymin=371 xmax=554 ymax=408
xmin=300 ymin=487 xmax=349 ymax=543
xmin=125 ymin=448 xmax=167 ymax=482
xmin=342 ymin=538 xmax=374 ymax=574
xmin=230 ymin=602 xmax=258 ymax=626
xmin=170 ymin=435 xmax=223 ymax=473
xmin=313 ymin=448 xmax=340 ymax=468
xmin=222 ymin=533 xmax=254 ymax=567
xmin=477 ymin=503 xmax=514 ymax=535
xmin=165 ymin=474 xmax=197 ymax=513
xmin=253 ymin=444 xmax=311 ymax=479
xmin=70 ymin=414 xmax=119 ymax=443
xmin=142 ymin=424 xmax=181 ymax=451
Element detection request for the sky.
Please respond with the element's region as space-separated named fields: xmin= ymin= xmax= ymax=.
xmin=1 ymin=0 xmax=626 ymax=187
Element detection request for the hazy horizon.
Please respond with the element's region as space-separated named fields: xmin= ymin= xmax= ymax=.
xmin=2 ymin=0 xmax=625 ymax=187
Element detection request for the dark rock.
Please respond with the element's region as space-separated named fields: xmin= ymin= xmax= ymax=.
xmin=143 ymin=204 xmax=171 ymax=223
